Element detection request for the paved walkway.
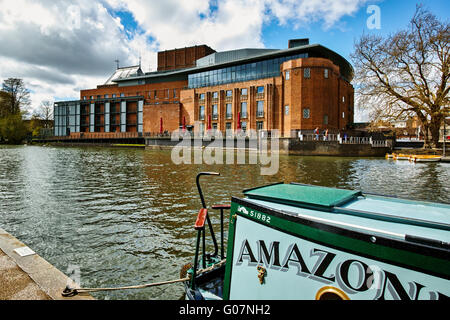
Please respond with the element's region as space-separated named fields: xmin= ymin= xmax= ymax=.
xmin=0 ymin=228 xmax=93 ymax=300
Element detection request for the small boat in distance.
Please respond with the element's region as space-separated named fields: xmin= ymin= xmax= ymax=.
xmin=184 ymin=173 xmax=450 ymax=300
xmin=386 ymin=153 xmax=443 ymax=162
xmin=410 ymin=155 xmax=442 ymax=163
xmin=386 ymin=153 xmax=396 ymax=159
xmin=394 ymin=153 xmax=411 ymax=160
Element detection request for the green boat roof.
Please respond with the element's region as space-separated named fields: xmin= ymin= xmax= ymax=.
xmin=241 ymin=183 xmax=450 ymax=242
xmin=244 ymin=183 xmax=362 ymax=211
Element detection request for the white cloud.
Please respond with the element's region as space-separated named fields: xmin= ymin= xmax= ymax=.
xmin=267 ymin=0 xmax=371 ymax=29
xmin=0 ymin=0 xmax=369 ymax=113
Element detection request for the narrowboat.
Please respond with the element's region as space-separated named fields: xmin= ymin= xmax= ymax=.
xmin=184 ymin=173 xmax=450 ymax=300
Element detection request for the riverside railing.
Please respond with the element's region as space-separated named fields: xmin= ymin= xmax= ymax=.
xmin=298 ymin=133 xmax=390 ymax=148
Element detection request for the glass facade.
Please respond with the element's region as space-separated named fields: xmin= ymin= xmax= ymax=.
xmin=54 ymin=98 xmax=144 ymax=136
xmin=188 ymin=53 xmax=308 ymax=88
xmin=54 ymin=102 xmax=80 ymax=136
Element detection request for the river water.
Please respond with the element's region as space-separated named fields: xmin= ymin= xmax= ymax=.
xmin=0 ymin=145 xmax=448 ymax=300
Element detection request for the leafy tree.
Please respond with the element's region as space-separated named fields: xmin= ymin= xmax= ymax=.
xmin=351 ymin=5 xmax=449 ymax=148
xmin=0 ymin=90 xmax=12 ymax=118
xmin=0 ymin=114 xmax=28 ymax=144
xmin=29 ymin=114 xmax=43 ymax=137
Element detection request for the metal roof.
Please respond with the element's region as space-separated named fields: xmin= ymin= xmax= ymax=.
xmin=104 ymin=65 xmax=143 ymax=85
xmin=196 ymin=48 xmax=279 ymax=67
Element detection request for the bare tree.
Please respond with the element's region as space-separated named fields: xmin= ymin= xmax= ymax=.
xmin=2 ymin=78 xmax=31 ymax=116
xmin=33 ymin=100 xmax=54 ymax=129
xmin=351 ymin=5 xmax=449 ymax=148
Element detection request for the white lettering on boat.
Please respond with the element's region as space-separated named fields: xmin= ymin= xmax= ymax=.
xmin=235 ymin=239 xmax=449 ymax=300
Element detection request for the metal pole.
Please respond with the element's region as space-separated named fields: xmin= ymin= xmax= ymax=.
xmin=444 ymin=120 xmax=446 ymax=157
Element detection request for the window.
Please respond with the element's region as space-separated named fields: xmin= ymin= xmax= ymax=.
xmin=212 ymin=123 xmax=218 ymax=130
xmin=342 ymin=112 xmax=346 ymax=119
xmin=303 ymin=108 xmax=311 ymax=119
xmin=241 ymin=102 xmax=248 ymax=118
xmin=226 ymin=104 xmax=232 ymax=119
xmin=173 ymin=89 xmax=177 ymax=98
xmin=241 ymin=121 xmax=247 ymax=132
xmin=212 ymin=104 xmax=218 ymax=120
xmin=257 ymin=101 xmax=264 ymax=118
xmin=285 ymin=105 xmax=289 ymax=116
xmin=226 ymin=90 xmax=233 ymax=97
xmin=324 ymin=69 xmax=329 ymax=79
xmin=342 ymin=96 xmax=345 ymax=103
xmin=199 ymin=106 xmax=205 ymax=120
xmin=285 ymin=71 xmax=290 ymax=80
xmin=241 ymin=88 xmax=248 ymax=96
xmin=167 ymin=89 xmax=170 ymax=98
xmin=257 ymin=86 xmax=264 ymax=94
xmin=83 ymin=96 xmax=86 ymax=100
xmin=199 ymin=93 xmax=205 ymax=100
xmin=120 ymin=93 xmax=125 ymax=97
xmin=257 ymin=121 xmax=264 ymax=131
xmin=90 ymin=96 xmax=94 ymax=100
xmin=304 ymin=68 xmax=311 ymax=79
xmin=112 ymin=94 xmax=116 ymax=98
xmin=323 ymin=114 xmax=329 ymax=125
xmin=105 ymin=94 xmax=109 ymax=98
xmin=212 ymin=92 xmax=219 ymax=99
xmin=226 ymin=122 xmax=232 ymax=130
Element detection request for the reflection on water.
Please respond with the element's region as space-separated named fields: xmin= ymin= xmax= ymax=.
xmin=0 ymin=145 xmax=449 ymax=299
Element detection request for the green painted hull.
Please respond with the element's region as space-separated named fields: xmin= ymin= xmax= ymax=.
xmin=222 ymin=184 xmax=450 ymax=300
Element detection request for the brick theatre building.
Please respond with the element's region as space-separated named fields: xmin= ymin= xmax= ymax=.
xmin=53 ymin=39 xmax=354 ymax=139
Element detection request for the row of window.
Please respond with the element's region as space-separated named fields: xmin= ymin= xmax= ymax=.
xmin=199 ymin=101 xmax=265 ymax=121
xmin=198 ymin=121 xmax=264 ymax=132
xmin=83 ymin=93 xmax=125 ymax=100
xmin=285 ymin=68 xmax=329 ymax=80
xmin=82 ymin=89 xmax=179 ymax=101
xmin=198 ymin=86 xmax=265 ymax=101
xmin=198 ymin=103 xmax=347 ymax=123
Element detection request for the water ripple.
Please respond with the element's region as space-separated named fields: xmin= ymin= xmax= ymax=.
xmin=0 ymin=145 xmax=449 ymax=300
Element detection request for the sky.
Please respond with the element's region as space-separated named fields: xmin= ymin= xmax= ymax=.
xmin=0 ymin=0 xmax=448 ymax=121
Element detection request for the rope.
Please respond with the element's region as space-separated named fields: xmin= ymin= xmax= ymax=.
xmin=62 ymin=259 xmax=226 ymax=297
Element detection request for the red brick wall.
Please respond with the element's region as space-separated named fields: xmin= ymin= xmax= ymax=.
xmin=281 ymin=57 xmax=354 ymax=136
xmin=80 ymin=81 xmax=187 ymax=102
xmin=143 ymin=103 xmax=181 ymax=133
xmin=157 ymin=45 xmax=216 ymax=71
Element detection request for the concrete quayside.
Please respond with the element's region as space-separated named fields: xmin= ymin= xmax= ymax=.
xmin=0 ymin=227 xmax=93 ymax=300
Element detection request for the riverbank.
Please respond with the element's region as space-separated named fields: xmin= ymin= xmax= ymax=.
xmin=0 ymin=227 xmax=93 ymax=300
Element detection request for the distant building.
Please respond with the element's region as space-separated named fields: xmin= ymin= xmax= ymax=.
xmin=54 ymin=39 xmax=354 ymax=138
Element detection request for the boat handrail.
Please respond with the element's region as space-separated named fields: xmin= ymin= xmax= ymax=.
xmin=196 ymin=172 xmax=220 ymax=258
xmin=281 ymin=209 xmax=450 ymax=250
xmin=333 ymin=206 xmax=450 ymax=232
